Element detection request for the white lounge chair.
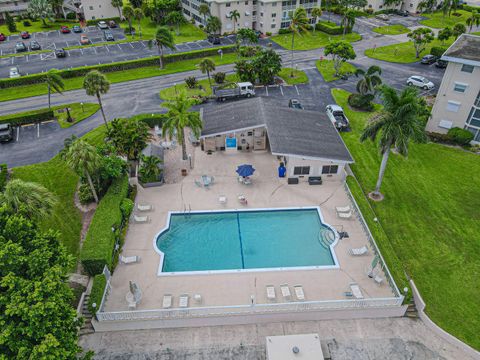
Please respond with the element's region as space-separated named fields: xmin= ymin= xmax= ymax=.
xmin=133 ymin=215 xmax=150 ymax=223
xmin=193 ymin=294 xmax=202 ymax=304
xmin=336 ymin=205 xmax=351 ymax=214
xmin=137 ymin=203 xmax=153 ymax=212
xmin=219 ymin=195 xmax=227 ymax=204
xmin=280 ymin=284 xmax=291 ymax=301
xmin=348 ymin=245 xmax=368 ymax=256
xmin=238 ymin=195 xmax=248 ymax=205
xmin=179 ymin=294 xmax=189 ymax=308
xmin=266 ymin=285 xmax=276 ymax=301
xmin=349 ymin=283 xmax=364 ymax=299
xmin=163 ymin=294 xmax=172 ymax=308
xmin=338 ymin=211 xmax=353 ymax=219
xmin=294 ymin=285 xmax=305 ymax=301
xmin=374 ymin=275 xmax=384 ymax=285
xmin=120 ymin=255 xmax=140 ymax=264
xmin=128 ymin=301 xmax=137 ymax=310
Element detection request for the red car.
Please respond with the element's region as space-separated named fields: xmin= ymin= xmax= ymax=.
xmin=0 ymin=33 xmax=6 ymax=41
xmin=21 ymin=31 xmax=30 ymax=39
xmin=61 ymin=26 xmax=70 ymax=33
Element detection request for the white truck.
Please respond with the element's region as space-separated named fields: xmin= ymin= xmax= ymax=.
xmin=213 ymin=82 xmax=255 ymax=102
xmin=326 ymin=104 xmax=350 ymax=131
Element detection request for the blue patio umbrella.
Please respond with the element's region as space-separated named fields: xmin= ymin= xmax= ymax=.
xmin=236 ymin=164 xmax=255 ymax=177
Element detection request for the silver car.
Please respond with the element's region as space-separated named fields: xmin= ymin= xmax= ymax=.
xmin=407 ymin=75 xmax=434 ymax=90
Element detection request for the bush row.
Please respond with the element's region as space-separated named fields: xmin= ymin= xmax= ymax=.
xmin=0 ymin=109 xmax=54 ymax=126
xmin=130 ymin=113 xmax=168 ymax=128
xmin=88 ymin=274 xmax=107 ymax=315
xmin=86 ymin=17 xmax=121 ymax=26
xmin=315 ymin=21 xmax=350 ymax=35
xmin=0 ymin=46 xmax=236 ymax=89
xmin=427 ymin=127 xmax=474 ymax=146
xmin=430 ymin=46 xmax=448 ymax=58
xmin=80 ymin=175 xmax=130 ymax=276
xmin=0 ymin=164 xmax=7 ymax=191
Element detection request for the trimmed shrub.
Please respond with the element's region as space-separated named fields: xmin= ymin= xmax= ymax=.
xmin=88 ymin=274 xmax=106 ymax=315
xmin=426 ymin=131 xmax=452 ymax=143
xmin=348 ymin=93 xmax=375 ymax=111
xmin=278 ymin=28 xmax=292 ymax=34
xmin=184 ymin=76 xmax=198 ymax=89
xmin=447 ymin=127 xmax=474 ymax=145
xmin=120 ymin=198 xmax=134 ymax=221
xmin=213 ymin=72 xmax=226 ymax=83
xmin=430 ymin=46 xmax=448 ymax=58
xmin=23 ymin=20 xmax=31 ymax=26
xmin=0 ymin=164 xmax=7 ymax=191
xmin=0 ymin=46 xmax=236 ymax=90
xmin=266 ymin=31 xmax=272 ymax=36
xmin=0 ymin=108 xmax=54 ymax=126
xmin=129 ymin=113 xmax=168 ymax=128
xmin=80 ymin=175 xmax=129 ymax=276
xmin=78 ymin=183 xmax=95 ymax=204
xmin=315 ymin=21 xmax=350 ymax=35
xmin=86 ymin=17 xmax=120 ymax=26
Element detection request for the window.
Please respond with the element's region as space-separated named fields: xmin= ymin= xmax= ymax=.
xmin=272 ymin=1 xmax=277 ymax=5
xmin=89 ymin=5 xmax=93 ymax=10
xmin=454 ymin=83 xmax=468 ymax=93
xmin=271 ymin=24 xmax=276 ymax=28
xmin=446 ymin=101 xmax=461 ymax=112
xmin=272 ymin=12 xmax=276 ymax=17
xmin=438 ymin=120 xmax=453 ymax=129
xmin=293 ymin=166 xmax=310 ymax=175
xmin=245 ymin=0 xmax=248 ymax=4
xmin=260 ymin=11 xmax=264 ymax=16
xmin=253 ymin=10 xmax=256 ymax=15
xmin=226 ymin=2 xmax=231 ymax=6
xmin=467 ymin=107 xmax=480 ymax=127
xmin=461 ymin=64 xmax=474 ymax=73
xmin=322 ymin=165 xmax=339 ymax=174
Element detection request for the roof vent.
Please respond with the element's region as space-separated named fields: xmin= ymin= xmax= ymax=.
xmin=292 ymin=346 xmax=300 ymax=354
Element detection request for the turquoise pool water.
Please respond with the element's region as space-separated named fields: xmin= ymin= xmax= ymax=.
xmin=156 ymin=209 xmax=336 ymax=273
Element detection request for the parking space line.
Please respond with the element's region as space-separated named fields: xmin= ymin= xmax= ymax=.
xmin=105 ymin=45 xmax=110 ymax=52
xmin=16 ymin=127 xmax=19 ymax=142
xmin=26 ymin=55 xmax=29 ymax=62
xmin=265 ymin=86 xmax=268 ymax=96
xmin=280 ymin=86 xmax=284 ymax=96
xmin=93 ymin=47 xmax=97 ymax=54
xmin=80 ymin=48 xmax=84 ymax=55
xmin=141 ymin=41 xmax=147 ymax=48
xmin=37 ymin=123 xmax=40 ymax=138
xmin=129 ymin=42 xmax=134 ymax=48
xmin=117 ymin=44 xmax=122 ymax=50
xmin=295 ymin=85 xmax=300 ymax=96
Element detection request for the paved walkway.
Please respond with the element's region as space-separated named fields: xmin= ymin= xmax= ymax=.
xmin=79 ymin=317 xmax=476 ymax=359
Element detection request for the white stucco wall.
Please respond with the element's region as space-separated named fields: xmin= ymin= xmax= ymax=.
xmin=284 ymin=156 xmax=346 ymax=181
xmin=81 ymin=0 xmax=119 ymax=20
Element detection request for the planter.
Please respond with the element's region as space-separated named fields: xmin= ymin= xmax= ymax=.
xmin=181 ymin=169 xmax=188 ymax=176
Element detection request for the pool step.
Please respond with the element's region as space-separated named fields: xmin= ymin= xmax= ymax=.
xmin=318 ymin=228 xmax=336 ymax=249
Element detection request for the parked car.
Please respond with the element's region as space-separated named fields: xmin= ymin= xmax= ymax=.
xmin=29 ymin=40 xmax=41 ymax=50
xmin=9 ymin=66 xmax=20 ymax=78
xmin=97 ymin=21 xmax=108 ymax=30
xmin=207 ymin=34 xmax=221 ymax=44
xmin=375 ymin=13 xmax=390 ymax=21
xmin=72 ymin=25 xmax=82 ymax=33
xmin=0 ymin=123 xmax=14 ymax=143
xmin=61 ymin=25 xmax=71 ymax=33
xmin=326 ymin=104 xmax=350 ymax=131
xmin=15 ymin=42 xmax=27 ymax=53
xmin=80 ymin=34 xmax=90 ymax=45
xmin=104 ymin=30 xmax=114 ymax=41
xmin=108 ymin=20 xmax=117 ymax=28
xmin=396 ymin=10 xmax=409 ymax=16
xmin=55 ymin=48 xmax=67 ymax=58
xmin=0 ymin=33 xmax=6 ymax=41
xmin=213 ymin=82 xmax=255 ymax=101
xmin=407 ymin=75 xmax=435 ymax=90
xmin=421 ymin=54 xmax=437 ymax=64
xmin=20 ymin=31 xmax=30 ymax=39
xmin=435 ymin=59 xmax=448 ymax=68
xmin=288 ymin=99 xmax=304 ymax=109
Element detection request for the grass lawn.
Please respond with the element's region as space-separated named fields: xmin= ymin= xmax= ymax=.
xmin=271 ymin=30 xmax=362 ymax=50
xmin=0 ymin=52 xmax=238 ymax=103
xmin=419 ymin=10 xmax=471 ymax=28
xmin=123 ymin=20 xmax=206 ymax=43
xmin=372 ymin=24 xmax=410 ymax=35
xmin=159 ymin=74 xmax=238 ymax=100
xmin=332 ymin=88 xmax=480 ymax=350
xmin=315 ymin=60 xmax=357 ymax=82
xmin=278 ymin=68 xmax=308 ymax=85
xmin=0 ymin=19 xmax=76 ymax=36
xmin=54 ymin=102 xmax=100 ymax=128
xmin=364 ymin=38 xmax=454 ymax=63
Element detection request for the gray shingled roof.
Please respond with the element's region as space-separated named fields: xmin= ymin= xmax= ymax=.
xmin=442 ymin=34 xmax=480 ymax=66
xmin=200 ymin=97 xmax=354 ymax=163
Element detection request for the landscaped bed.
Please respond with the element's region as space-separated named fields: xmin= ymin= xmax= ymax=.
xmin=419 ymin=9 xmax=472 ymax=28
xmin=122 ymin=21 xmax=207 ymax=43
xmin=55 ymin=103 xmax=100 ymax=128
xmin=278 ymin=68 xmax=308 ymax=85
xmin=0 ymin=19 xmax=76 ymax=36
xmin=315 ymin=60 xmax=357 ymax=82
xmin=372 ymin=24 xmax=410 ymax=35
xmin=332 ymin=88 xmax=480 ymax=350
xmin=271 ymin=31 xmax=361 ymax=50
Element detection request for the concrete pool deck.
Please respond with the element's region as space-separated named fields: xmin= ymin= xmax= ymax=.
xmin=103 ymin=150 xmax=398 ymax=316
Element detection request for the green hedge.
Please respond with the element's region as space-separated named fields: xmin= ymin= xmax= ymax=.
xmin=315 ymin=21 xmax=350 ymax=35
xmin=80 ymin=175 xmax=129 ymax=276
xmin=0 ymin=164 xmax=7 ymax=191
xmin=0 ymin=46 xmax=236 ymax=90
xmin=88 ymin=274 xmax=107 ymax=315
xmin=0 ymin=109 xmax=54 ymax=126
xmin=130 ymin=113 xmax=168 ymax=128
xmin=430 ymin=46 xmax=448 ymax=58
xmin=86 ymin=17 xmax=121 ymax=26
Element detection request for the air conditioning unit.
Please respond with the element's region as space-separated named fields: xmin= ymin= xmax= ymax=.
xmin=245 ymin=11 xmax=250 ymax=16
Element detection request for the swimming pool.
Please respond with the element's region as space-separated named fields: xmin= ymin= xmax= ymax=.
xmin=154 ymin=208 xmax=339 ymax=275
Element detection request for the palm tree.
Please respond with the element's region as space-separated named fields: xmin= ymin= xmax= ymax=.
xmin=360 ymin=86 xmax=427 ymax=199
xmin=111 ymin=0 xmax=123 ymax=20
xmin=165 ymin=11 xmax=185 ymax=36
xmin=133 ymin=7 xmax=143 ymax=38
xmin=151 ymin=26 xmax=175 ymax=69
xmin=341 ymin=9 xmax=355 ymax=37
xmin=43 ymin=69 xmax=64 ymax=110
xmin=229 ymin=9 xmax=240 ymax=33
xmin=199 ymin=3 xmax=210 ymax=25
xmin=206 ymin=16 xmax=222 ymax=35
xmin=355 ymin=65 xmax=382 ymax=96
xmin=83 ymin=70 xmax=111 ymax=129
xmin=139 ymin=155 xmax=162 ymax=183
xmin=123 ymin=4 xmax=134 ymax=35
xmin=288 ymin=7 xmax=309 ymax=76
xmin=466 ymin=10 xmax=480 ymax=32
xmin=162 ymin=91 xmax=203 ymax=161
xmin=64 ymin=139 xmax=102 ymax=203
xmin=198 ymin=58 xmax=216 ymax=88
xmin=311 ymin=7 xmax=322 ymax=32
xmin=0 ymin=179 xmax=56 ymax=219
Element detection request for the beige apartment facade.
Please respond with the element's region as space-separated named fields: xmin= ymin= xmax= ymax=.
xmin=78 ymin=0 xmax=119 ymax=21
xmin=426 ymin=34 xmax=480 ymax=143
xmin=0 ymin=0 xmax=29 ymax=20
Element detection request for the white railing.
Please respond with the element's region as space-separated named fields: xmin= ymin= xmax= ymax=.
xmin=96 ymin=296 xmax=403 ymax=322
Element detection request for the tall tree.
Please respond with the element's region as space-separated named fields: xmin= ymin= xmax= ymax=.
xmin=150 ymin=26 xmax=175 ymax=69
xmin=206 ymin=16 xmax=222 ymax=35
xmin=28 ymin=0 xmax=54 ymax=26
xmin=251 ymin=48 xmax=282 ymax=85
xmin=311 ymin=7 xmax=322 ymax=32
xmin=43 ymin=69 xmax=64 ymax=110
xmin=199 ymin=3 xmax=210 ymax=24
xmin=407 ymin=27 xmax=434 ymax=58
xmin=237 ymin=28 xmax=258 ymax=45
xmin=5 ymin=12 xmax=17 ymax=32
xmin=287 ymin=7 xmax=309 ymax=76
xmin=162 ymin=92 xmax=203 ymax=161
xmin=0 ymin=179 xmax=56 ymax=219
xmin=165 ymin=11 xmax=185 ymax=36
xmin=130 ymin=0 xmax=143 ymax=8
xmin=83 ymin=70 xmax=111 ymax=129
xmin=437 ymin=26 xmax=452 ymax=45
xmin=123 ymin=4 xmax=135 ymax=34
xmin=466 ymin=10 xmax=480 ymax=32
xmin=229 ymin=9 xmax=240 ymax=33
xmin=355 ymin=65 xmax=382 ymax=96
xmin=48 ymin=0 xmax=63 ymax=17
xmin=111 ymin=0 xmax=123 ymax=20
xmin=360 ymin=85 xmax=427 ymax=198
xmin=198 ymin=58 xmax=216 ymax=88
xmin=341 ymin=9 xmax=355 ymax=37
xmin=324 ymin=40 xmax=356 ymax=76
xmin=133 ymin=7 xmax=144 ymax=38
xmin=452 ymin=22 xmax=466 ymax=38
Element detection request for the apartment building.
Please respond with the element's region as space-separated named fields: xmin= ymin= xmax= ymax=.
xmin=426 ymin=34 xmax=480 ymax=143
xmin=182 ymin=0 xmax=320 ymax=35
xmin=72 ymin=0 xmax=118 ymax=21
xmin=0 ymin=0 xmax=30 ymax=21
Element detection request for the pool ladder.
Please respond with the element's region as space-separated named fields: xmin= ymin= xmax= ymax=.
xmin=183 ymin=204 xmax=192 ymax=218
